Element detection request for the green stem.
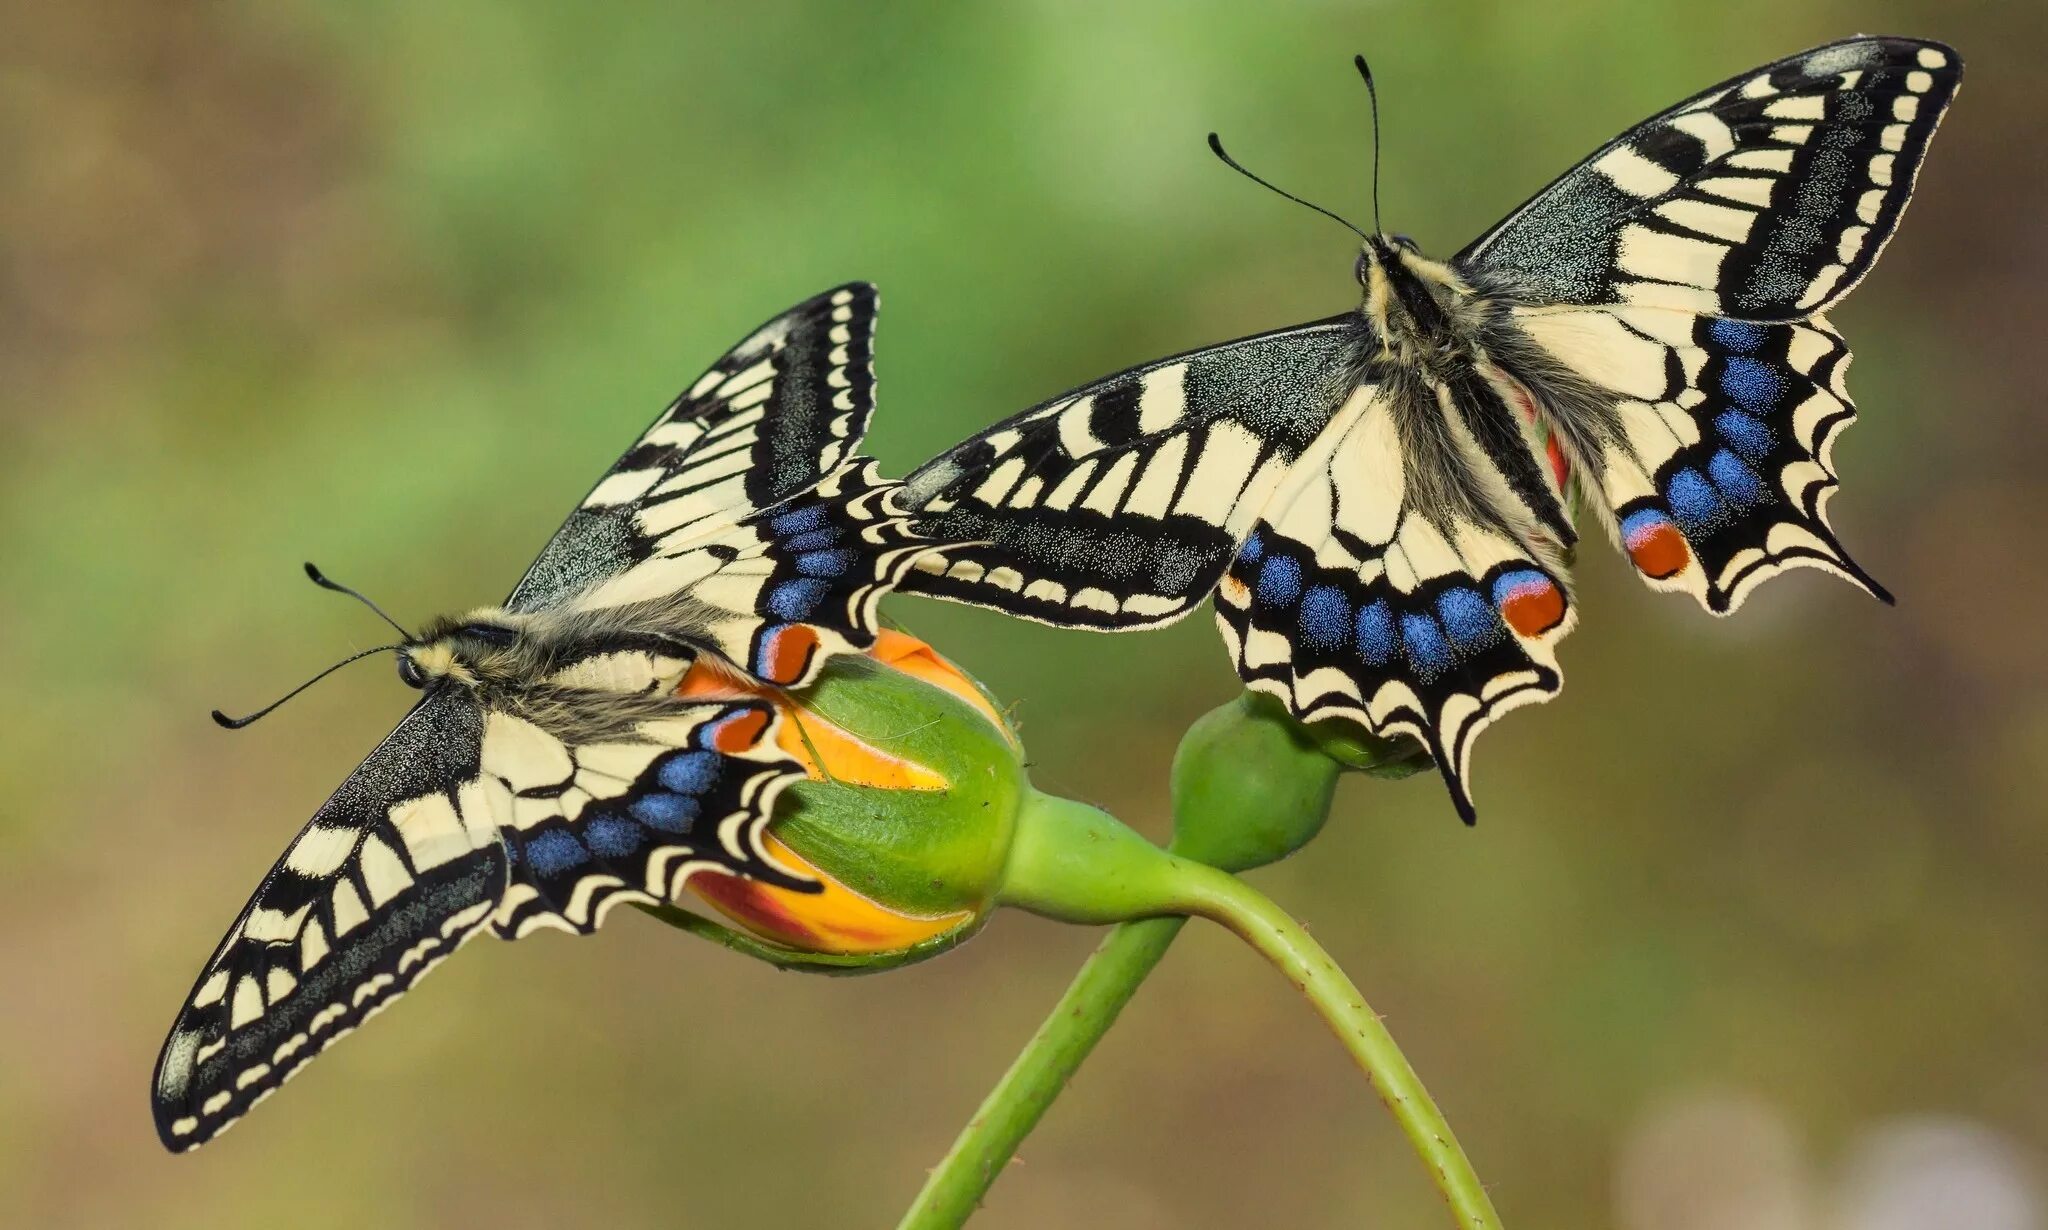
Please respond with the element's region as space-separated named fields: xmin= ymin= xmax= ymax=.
xmin=902 ymin=792 xmax=1501 ymax=1229
xmin=1173 ymin=862 xmax=1504 ymax=1230
xmin=894 ymin=916 xmax=1187 ymax=1230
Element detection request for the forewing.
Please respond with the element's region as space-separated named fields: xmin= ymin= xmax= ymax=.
xmin=509 ymin=284 xmax=880 ymax=612
xmin=1216 ymin=386 xmax=1576 ymax=822
xmin=898 ymin=318 xmax=1367 ymax=628
xmin=1506 ymin=306 xmax=1875 ymax=612
xmin=1458 ymin=37 xmax=1960 ymax=319
xmin=153 ymin=690 xmax=506 ymax=1151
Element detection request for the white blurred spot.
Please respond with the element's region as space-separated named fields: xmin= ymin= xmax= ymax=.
xmin=1615 ymin=1088 xmax=1815 ymax=1230
xmin=1834 ymin=1117 xmax=2042 ymax=1230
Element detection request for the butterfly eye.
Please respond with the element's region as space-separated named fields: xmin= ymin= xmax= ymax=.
xmin=1392 ymin=233 xmax=1419 ymax=252
xmin=460 ymin=623 xmax=517 ymax=647
xmin=396 ymin=654 xmax=428 ymax=689
xmin=1354 ymin=251 xmax=1373 ymax=283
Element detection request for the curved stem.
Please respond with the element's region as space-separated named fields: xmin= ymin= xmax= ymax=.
xmin=894 ymin=916 xmax=1187 ymax=1230
xmin=1173 ymin=862 xmax=1503 ymax=1230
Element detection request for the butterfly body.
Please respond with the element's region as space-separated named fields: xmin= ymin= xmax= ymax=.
xmin=900 ymin=36 xmax=1961 ymax=821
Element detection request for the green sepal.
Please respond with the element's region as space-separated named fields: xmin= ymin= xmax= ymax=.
xmin=770 ymin=652 xmax=1026 ymax=917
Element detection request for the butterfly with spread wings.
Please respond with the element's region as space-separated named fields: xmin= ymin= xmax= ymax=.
xmin=900 ymin=36 xmax=1961 ymax=822
xmin=153 ymin=284 xmax=935 ymax=1150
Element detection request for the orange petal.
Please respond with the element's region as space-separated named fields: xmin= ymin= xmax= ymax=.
xmin=686 ymin=834 xmax=971 ymax=954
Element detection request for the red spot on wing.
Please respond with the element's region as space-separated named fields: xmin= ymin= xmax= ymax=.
xmin=1546 ymin=436 xmax=1569 ymax=491
xmin=756 ymin=624 xmax=820 ymax=686
xmin=1627 ymin=523 xmax=1691 ymax=579
xmin=1499 ymin=580 xmax=1567 ymax=637
xmin=710 ymin=707 xmax=771 ymax=754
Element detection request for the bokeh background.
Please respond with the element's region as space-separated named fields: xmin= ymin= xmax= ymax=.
xmin=4 ymin=2 xmax=2043 ymax=1227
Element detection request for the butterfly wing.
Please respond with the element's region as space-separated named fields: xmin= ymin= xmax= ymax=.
xmin=1216 ymin=381 xmax=1577 ymax=822
xmin=507 ymin=283 xmax=881 ymax=613
xmin=1464 ymin=37 xmax=1958 ymax=612
xmin=153 ymin=689 xmax=801 ymax=1151
xmin=1459 ymin=36 xmax=1960 ymax=318
xmin=502 ymin=283 xmax=930 ymax=687
xmin=898 ymin=319 xmax=1366 ymax=628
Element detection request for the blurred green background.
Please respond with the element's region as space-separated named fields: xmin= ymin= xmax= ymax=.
xmin=4 ymin=2 xmax=2042 ymax=1226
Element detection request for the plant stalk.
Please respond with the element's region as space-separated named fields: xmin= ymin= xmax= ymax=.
xmin=894 ymin=916 xmax=1186 ymax=1230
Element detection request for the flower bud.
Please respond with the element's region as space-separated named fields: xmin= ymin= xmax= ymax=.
xmin=1169 ymin=693 xmax=1430 ymax=872
xmin=655 ymin=631 xmax=1027 ymax=970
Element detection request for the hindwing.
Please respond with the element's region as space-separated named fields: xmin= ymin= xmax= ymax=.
xmin=1216 ymin=384 xmax=1576 ymax=821
xmin=1500 ymin=306 xmax=1876 ymax=611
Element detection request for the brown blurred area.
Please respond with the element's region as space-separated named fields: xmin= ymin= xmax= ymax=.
xmin=2 ymin=2 xmax=2043 ymax=1227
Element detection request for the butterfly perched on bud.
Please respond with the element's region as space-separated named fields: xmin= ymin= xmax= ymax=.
xmin=900 ymin=37 xmax=1962 ymax=822
xmin=154 ymin=285 xmax=936 ymax=1150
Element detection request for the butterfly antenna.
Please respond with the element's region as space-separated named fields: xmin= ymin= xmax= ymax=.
xmin=1354 ymin=54 xmax=1384 ymax=237
xmin=303 ymin=561 xmax=410 ymax=637
xmin=211 ymin=643 xmax=402 ymax=730
xmin=1206 ymin=132 xmax=1368 ymax=240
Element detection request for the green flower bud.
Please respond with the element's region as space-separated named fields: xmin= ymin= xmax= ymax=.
xmin=645 ymin=630 xmax=1030 ymax=973
xmin=1170 ymin=693 xmax=1431 ymax=872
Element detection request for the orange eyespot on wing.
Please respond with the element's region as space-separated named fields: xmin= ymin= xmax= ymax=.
xmin=1622 ymin=509 xmax=1692 ymax=580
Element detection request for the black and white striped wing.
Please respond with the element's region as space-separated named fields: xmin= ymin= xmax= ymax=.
xmin=1216 ymin=385 xmax=1577 ymax=822
xmin=507 ymin=283 xmax=881 ymax=613
xmin=898 ymin=319 xmax=1365 ymax=628
xmin=1459 ymin=36 xmax=1960 ymax=319
xmin=1472 ymin=36 xmax=1958 ymax=613
xmin=152 ymin=690 xmax=803 ymax=1151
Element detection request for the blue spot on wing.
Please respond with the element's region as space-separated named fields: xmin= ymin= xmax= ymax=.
xmin=1709 ymin=318 xmax=1766 ymax=353
xmin=1621 ymin=507 xmax=1675 ymax=541
xmin=795 ymin=548 xmax=857 ymax=578
xmin=524 ymin=830 xmax=590 ymax=876
xmin=1491 ymin=568 xmax=1551 ymax=607
xmin=1436 ymin=588 xmax=1498 ymax=650
xmin=783 ymin=527 xmax=842 ymax=553
xmin=1715 ymin=409 xmax=1773 ymax=462
xmin=1400 ymin=613 xmax=1453 ymax=677
xmin=769 ymin=504 xmax=829 ymax=536
xmin=768 ymin=578 xmax=832 ymax=621
xmin=1665 ymin=467 xmax=1727 ymax=534
xmin=1720 ymin=357 xmax=1784 ymax=412
xmin=1707 ymin=449 xmax=1768 ymax=509
xmin=657 ymin=751 xmax=718 ymax=795
xmin=630 ymin=792 xmax=700 ymax=835
xmin=584 ymin=815 xmax=646 ymax=859
xmin=1256 ymin=555 xmax=1302 ymax=609
xmin=1237 ymin=530 xmax=1265 ymax=566
xmin=1356 ymin=601 xmax=1395 ymax=666
xmin=1297 ymin=584 xmax=1351 ymax=651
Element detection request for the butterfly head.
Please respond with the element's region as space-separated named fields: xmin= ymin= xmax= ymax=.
xmin=1355 ymin=234 xmax=1474 ymax=360
xmin=399 ymin=612 xmax=523 ymax=690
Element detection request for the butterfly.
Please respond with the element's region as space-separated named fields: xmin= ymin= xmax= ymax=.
xmin=153 ymin=284 xmax=934 ymax=1150
xmin=898 ymin=36 xmax=1962 ymax=822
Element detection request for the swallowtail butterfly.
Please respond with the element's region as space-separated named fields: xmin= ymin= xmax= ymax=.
xmin=154 ymin=284 xmax=932 ymax=1150
xmin=900 ymin=36 xmax=1961 ymax=822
